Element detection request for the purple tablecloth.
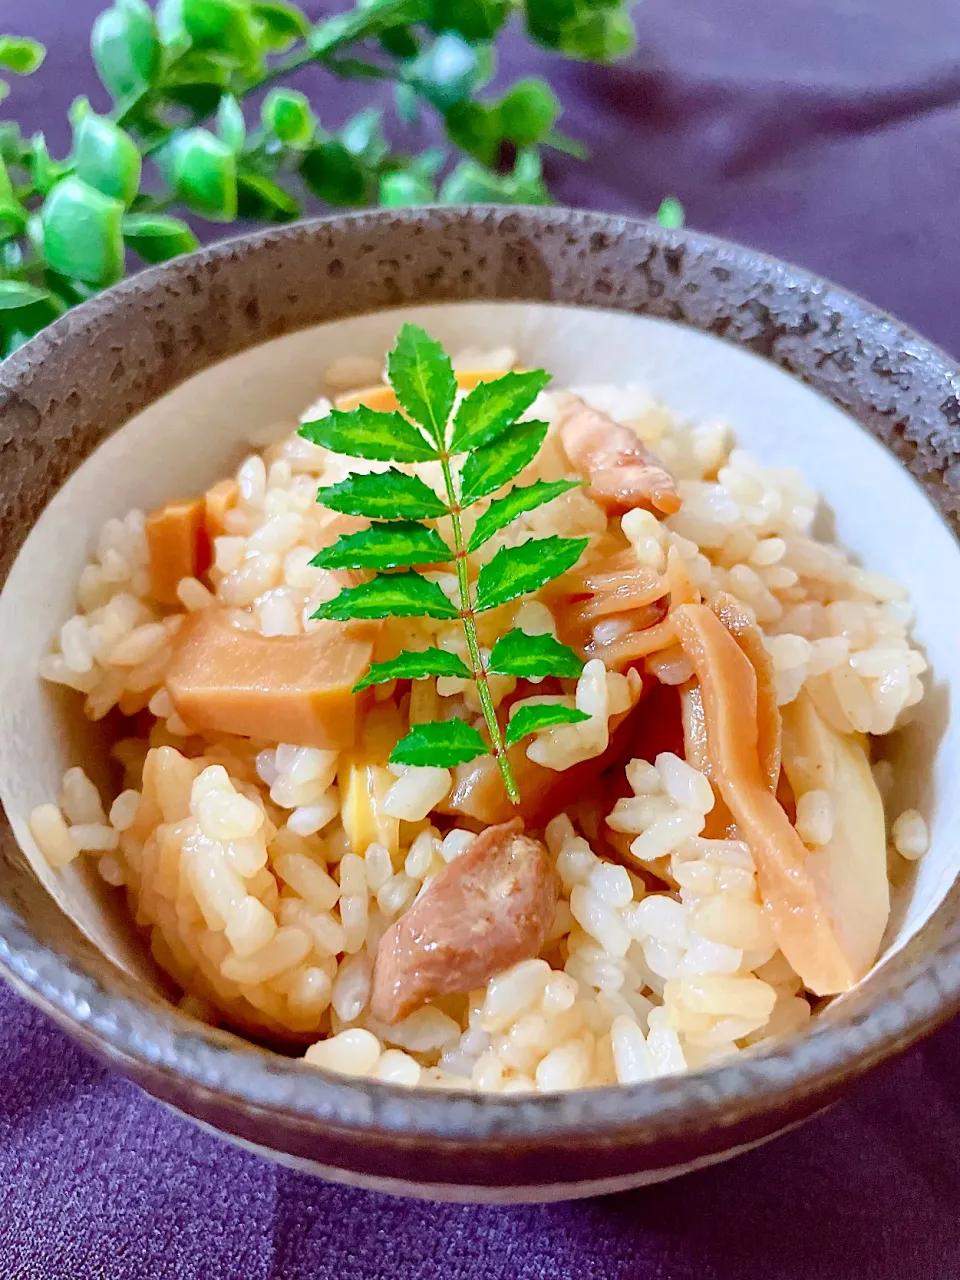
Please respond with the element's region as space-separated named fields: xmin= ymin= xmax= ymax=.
xmin=4 ymin=2 xmax=960 ymax=1276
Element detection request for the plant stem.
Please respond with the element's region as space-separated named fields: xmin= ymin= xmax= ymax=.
xmin=438 ymin=452 xmax=520 ymax=806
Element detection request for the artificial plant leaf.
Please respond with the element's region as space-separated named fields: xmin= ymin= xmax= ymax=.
xmin=299 ymin=405 xmax=437 ymax=463
xmin=299 ymin=140 xmax=370 ymax=206
xmin=505 ymin=701 xmax=590 ymax=747
xmin=404 ymin=32 xmax=484 ymax=111
xmin=387 ymin=323 xmax=457 ymax=446
xmin=316 ymin=468 xmax=448 ymax=521
xmin=389 ymin=718 xmax=490 ymax=767
xmin=656 ymin=195 xmax=684 ymax=229
xmin=72 ymin=106 xmax=142 ymax=206
xmin=450 ymin=368 xmax=550 ymax=452
xmin=474 ymin=535 xmax=588 ymax=611
xmin=236 ymin=171 xmax=301 ymax=222
xmin=122 ymin=213 xmax=199 ymax=263
xmin=261 ymin=88 xmax=314 ymax=146
xmin=216 ymin=94 xmax=246 ymax=151
xmin=353 ymin=647 xmax=472 ymax=691
xmin=41 ymin=177 xmax=125 ymax=286
xmin=488 ymin=628 xmax=583 ymax=678
xmin=0 ymin=36 xmax=46 ymax=75
xmin=499 ymin=77 xmax=560 ymax=146
xmin=458 ymin=419 xmax=548 ymax=505
xmin=311 ymin=522 xmax=452 ymax=571
xmin=91 ymin=0 xmax=160 ymax=99
xmin=467 ymin=479 xmax=580 ymax=551
xmin=378 ymin=170 xmax=436 ymax=207
xmin=252 ymin=0 xmax=310 ymax=49
xmin=159 ymin=128 xmax=237 ymax=220
xmin=428 ymin=0 xmax=510 ymax=41
xmin=312 ymin=571 xmax=458 ymax=621
xmin=0 ymin=280 xmax=56 ymax=310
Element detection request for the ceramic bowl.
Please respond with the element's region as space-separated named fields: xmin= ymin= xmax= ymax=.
xmin=2 ymin=207 xmax=960 ymax=1203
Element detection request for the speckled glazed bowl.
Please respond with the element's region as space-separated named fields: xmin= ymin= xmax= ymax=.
xmin=2 ymin=207 xmax=960 ymax=1203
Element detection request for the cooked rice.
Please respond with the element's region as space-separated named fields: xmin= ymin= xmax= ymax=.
xmin=28 ymin=352 xmax=929 ymax=1091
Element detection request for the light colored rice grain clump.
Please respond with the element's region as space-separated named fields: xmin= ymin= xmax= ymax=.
xmin=28 ymin=362 xmax=926 ymax=1092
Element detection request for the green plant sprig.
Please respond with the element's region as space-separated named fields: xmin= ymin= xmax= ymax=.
xmin=299 ymin=323 xmax=591 ymax=803
xmin=0 ymin=0 xmax=655 ymax=359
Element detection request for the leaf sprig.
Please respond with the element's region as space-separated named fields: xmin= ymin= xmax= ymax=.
xmin=299 ymin=323 xmax=589 ymax=803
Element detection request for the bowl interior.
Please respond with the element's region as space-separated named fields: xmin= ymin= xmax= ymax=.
xmin=1 ymin=300 xmax=957 ymax=1009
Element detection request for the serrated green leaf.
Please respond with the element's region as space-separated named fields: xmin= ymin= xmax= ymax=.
xmin=0 ymin=36 xmax=45 ymax=75
xmin=390 ymin=718 xmax=490 ymax=767
xmin=122 ymin=213 xmax=199 ymax=263
xmin=312 ymin=522 xmax=452 ymax=571
xmin=451 ymin=368 xmax=551 ymax=452
xmin=505 ymin=701 xmax=590 ymax=747
xmin=313 ymin=571 xmax=458 ymax=621
xmin=354 ymin=647 xmax=472 ymax=692
xmin=488 ymin=628 xmax=583 ymax=678
xmin=458 ymin=419 xmax=548 ymax=506
xmin=475 ymin=535 xmax=588 ymax=612
xmin=92 ymin=0 xmax=160 ymax=99
xmin=468 ymin=479 xmax=580 ymax=552
xmin=316 ymin=468 xmax=448 ymax=521
xmin=387 ymin=323 xmax=457 ymax=447
xmin=299 ymin=405 xmax=437 ymax=464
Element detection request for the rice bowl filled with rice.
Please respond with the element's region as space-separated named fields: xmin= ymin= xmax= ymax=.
xmin=27 ymin=327 xmax=931 ymax=1096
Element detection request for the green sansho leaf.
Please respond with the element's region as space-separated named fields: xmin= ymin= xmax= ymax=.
xmin=451 ymin=369 xmax=551 ymax=453
xmin=459 ymin=419 xmax=548 ymax=506
xmin=122 ymin=213 xmax=199 ymax=263
xmin=475 ymin=535 xmax=588 ymax=612
xmin=390 ymin=718 xmax=490 ymax=768
xmin=404 ymin=32 xmax=482 ymax=112
xmin=379 ymin=170 xmax=436 ymax=207
xmin=0 ymin=36 xmax=46 ymax=75
xmin=299 ymin=405 xmax=437 ymax=464
xmin=387 ymin=323 xmax=458 ymax=447
xmin=499 ymin=77 xmax=560 ymax=147
xmin=316 ymin=469 xmax=448 ymax=521
xmin=488 ymin=628 xmax=583 ymax=679
xmin=311 ymin=522 xmax=452 ymax=571
xmin=505 ymin=702 xmax=590 ymax=748
xmin=236 ymin=172 xmax=301 ymax=223
xmin=312 ymin=572 xmax=458 ymax=621
xmin=353 ymin=647 xmax=472 ymax=692
xmin=468 ymin=478 xmax=580 ymax=552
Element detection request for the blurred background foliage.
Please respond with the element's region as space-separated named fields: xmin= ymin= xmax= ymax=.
xmin=0 ymin=0 xmax=681 ymax=357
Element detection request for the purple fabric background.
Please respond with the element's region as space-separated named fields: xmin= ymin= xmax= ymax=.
xmin=3 ymin=2 xmax=960 ymax=1275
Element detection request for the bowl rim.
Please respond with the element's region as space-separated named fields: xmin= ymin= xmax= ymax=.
xmin=2 ymin=203 xmax=960 ymax=1149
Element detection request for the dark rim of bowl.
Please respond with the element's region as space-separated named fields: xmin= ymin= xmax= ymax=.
xmin=2 ymin=204 xmax=960 ymax=1148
